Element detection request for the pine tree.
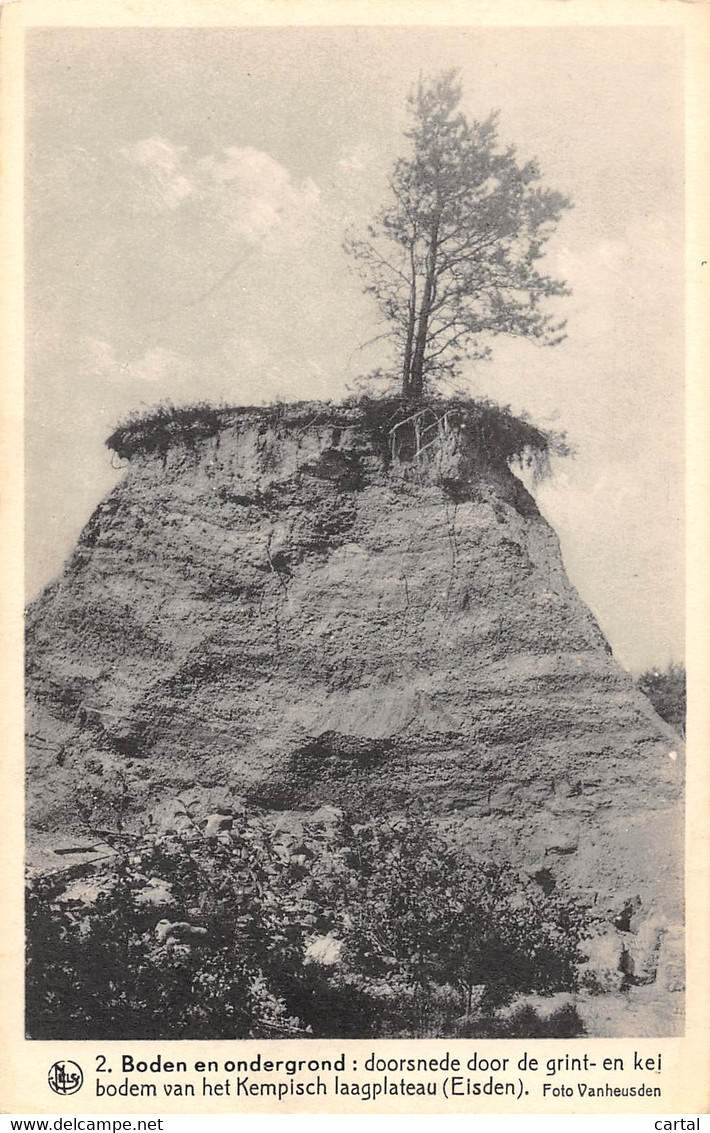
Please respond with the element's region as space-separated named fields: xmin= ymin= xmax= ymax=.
xmin=346 ymin=71 xmax=572 ymax=399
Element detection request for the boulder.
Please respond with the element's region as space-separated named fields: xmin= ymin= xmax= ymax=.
xmin=155 ymin=919 xmax=208 ymax=946
xmin=579 ymin=929 xmax=628 ymax=993
xmin=57 ymin=876 xmax=109 ymax=907
xmin=203 ymin=813 xmax=234 ymax=839
xmin=626 ymin=915 xmax=668 ymax=984
xmin=304 ymin=933 xmax=344 ymax=967
xmin=656 ymin=925 xmax=684 ymax=992
xmin=597 ymin=892 xmax=643 ymax=933
xmin=135 ymin=877 xmax=177 ymax=914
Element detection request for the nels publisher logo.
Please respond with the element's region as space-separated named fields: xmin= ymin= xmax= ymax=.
xmin=48 ymin=1060 xmax=84 ymax=1096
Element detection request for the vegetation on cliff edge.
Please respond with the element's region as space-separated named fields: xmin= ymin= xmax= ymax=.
xmin=105 ymin=395 xmax=571 ymax=484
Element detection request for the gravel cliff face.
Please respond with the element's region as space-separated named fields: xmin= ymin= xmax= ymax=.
xmin=26 ymin=407 xmax=683 ymax=920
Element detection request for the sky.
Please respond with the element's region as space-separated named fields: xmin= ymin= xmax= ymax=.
xmin=25 ymin=25 xmax=684 ymax=674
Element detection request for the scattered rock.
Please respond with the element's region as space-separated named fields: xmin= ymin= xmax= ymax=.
xmin=57 ymin=877 xmax=109 ymax=907
xmin=155 ymin=919 xmax=208 ymax=946
xmin=272 ymin=813 xmax=304 ymax=838
xmin=203 ymin=813 xmax=234 ymax=839
xmin=656 ymin=925 xmax=684 ymax=992
xmin=135 ymin=878 xmax=177 ymax=913
xmin=304 ymin=933 xmax=344 ymax=967
xmin=626 ymin=915 xmax=668 ymax=984
xmin=307 ymin=805 xmax=343 ymax=827
xmin=597 ymin=892 xmax=642 ymax=933
xmin=579 ymin=929 xmax=628 ymax=993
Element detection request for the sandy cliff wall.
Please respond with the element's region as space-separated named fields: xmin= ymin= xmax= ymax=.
xmin=26 ymin=405 xmax=683 ymax=926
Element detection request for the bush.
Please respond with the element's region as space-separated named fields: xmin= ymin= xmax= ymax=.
xmin=476 ymin=1002 xmax=585 ymax=1039
xmin=637 ymin=663 xmax=685 ymax=736
xmin=26 ymin=806 xmax=589 ymax=1039
xmin=105 ymin=401 xmax=232 ymax=462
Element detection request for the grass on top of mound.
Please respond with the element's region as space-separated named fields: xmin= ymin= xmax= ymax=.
xmin=105 ymin=394 xmax=571 ymax=482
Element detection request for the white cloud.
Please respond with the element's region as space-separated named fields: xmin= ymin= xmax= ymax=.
xmin=121 ymin=138 xmax=320 ymax=250
xmin=81 ymin=338 xmax=193 ymax=384
xmin=125 ymin=346 xmax=188 ymax=383
xmin=199 ymin=146 xmax=320 ymax=249
xmin=552 ymin=213 xmax=679 ymax=312
xmin=122 ymin=137 xmax=196 ymax=210
xmin=337 ymin=142 xmax=376 ymax=176
xmin=82 ymin=337 xmax=117 ymax=373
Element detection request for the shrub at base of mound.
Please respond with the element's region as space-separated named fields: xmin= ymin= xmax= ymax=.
xmin=26 ymin=805 xmax=590 ymax=1039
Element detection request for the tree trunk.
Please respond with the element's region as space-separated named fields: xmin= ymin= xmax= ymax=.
xmin=402 ymin=318 xmax=415 ymax=399
xmin=408 ymin=212 xmax=440 ymax=399
xmin=401 ymin=247 xmax=418 ymax=398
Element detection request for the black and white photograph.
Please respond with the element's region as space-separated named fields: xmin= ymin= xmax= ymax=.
xmin=19 ymin=16 xmax=693 ymax=1056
